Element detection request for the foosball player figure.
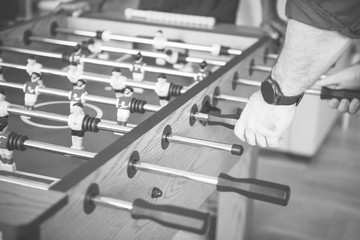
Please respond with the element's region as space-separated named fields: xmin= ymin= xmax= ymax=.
xmin=109 ymin=68 xmax=127 ymax=99
xmin=194 ymin=61 xmax=209 ymax=82
xmin=165 ymin=49 xmax=190 ymax=71
xmin=69 ymin=79 xmax=87 ymax=113
xmin=0 ymin=69 xmax=4 ymax=82
xmin=68 ymin=102 xmax=85 ymax=150
xmin=154 ymin=73 xmax=171 ymax=107
xmin=26 ymin=55 xmax=44 ymax=86
xmin=116 ymin=86 xmax=134 ymax=126
xmin=67 ymin=62 xmax=83 ymax=86
xmin=86 ymin=38 xmax=103 ymax=55
xmin=26 ymin=55 xmax=36 ymax=76
xmin=153 ymin=30 xmax=167 ymax=66
xmin=23 ymin=72 xmax=41 ymax=110
xmin=132 ymin=52 xmax=146 ymax=82
xmin=0 ymin=89 xmax=14 ymax=172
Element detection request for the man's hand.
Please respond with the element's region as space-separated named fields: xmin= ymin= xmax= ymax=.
xmin=234 ymin=91 xmax=295 ymax=147
xmin=316 ymin=64 xmax=360 ymax=114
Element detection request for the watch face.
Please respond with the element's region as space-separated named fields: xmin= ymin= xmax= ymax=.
xmin=261 ymin=79 xmax=278 ymax=104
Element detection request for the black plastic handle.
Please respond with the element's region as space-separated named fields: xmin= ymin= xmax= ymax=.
xmin=207 ymin=110 xmax=242 ymax=130
xmin=131 ymin=199 xmax=210 ymax=235
xmin=216 ymin=173 xmax=290 ymax=206
xmin=320 ymin=87 xmax=360 ymax=100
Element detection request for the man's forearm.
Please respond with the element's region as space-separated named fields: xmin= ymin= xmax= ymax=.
xmin=272 ymin=19 xmax=352 ymax=96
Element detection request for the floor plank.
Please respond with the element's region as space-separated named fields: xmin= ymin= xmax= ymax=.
xmin=251 ymin=116 xmax=360 ymax=240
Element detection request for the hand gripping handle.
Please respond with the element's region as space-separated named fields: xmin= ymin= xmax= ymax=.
xmin=207 ymin=109 xmax=242 ymax=130
xmin=216 ymin=173 xmax=290 ymax=206
xmin=320 ymin=87 xmax=360 ymax=100
xmin=131 ymin=199 xmax=210 ymax=234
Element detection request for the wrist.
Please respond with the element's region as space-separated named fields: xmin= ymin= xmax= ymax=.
xmin=271 ymin=65 xmax=306 ymax=96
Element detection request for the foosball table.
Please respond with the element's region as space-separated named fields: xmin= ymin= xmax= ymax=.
xmin=0 ymin=12 xmax=296 ymax=240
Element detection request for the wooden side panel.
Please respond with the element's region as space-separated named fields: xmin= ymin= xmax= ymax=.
xmin=39 ymin=39 xmax=270 ymax=240
xmin=0 ymin=182 xmax=67 ymax=240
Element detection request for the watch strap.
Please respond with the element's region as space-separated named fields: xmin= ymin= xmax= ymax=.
xmin=277 ymin=92 xmax=304 ymax=106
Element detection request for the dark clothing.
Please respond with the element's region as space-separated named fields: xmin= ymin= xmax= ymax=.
xmin=139 ymin=0 xmax=239 ymax=24
xmin=286 ymin=0 xmax=360 ymax=38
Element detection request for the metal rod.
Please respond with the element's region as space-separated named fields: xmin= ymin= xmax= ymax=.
xmin=91 ymin=195 xmax=133 ymax=211
xmin=15 ymin=170 xmax=60 ymax=182
xmin=7 ymin=106 xmax=69 ymax=122
xmin=55 ymin=27 xmax=242 ymax=55
xmin=56 ymin=28 xmax=97 ymax=38
xmin=0 ymin=46 xmax=62 ymax=59
xmin=266 ymin=53 xmax=279 ymax=60
xmin=30 ymin=36 xmax=77 ymax=47
xmin=135 ymin=161 xmax=218 ymax=185
xmin=192 ymin=112 xmax=208 ymax=122
xmin=167 ymin=135 xmax=234 ymax=153
xmin=236 ymin=78 xmax=322 ymax=96
xmin=0 ymin=46 xmax=196 ymax=78
xmin=0 ymin=174 xmax=50 ymax=190
xmin=215 ymin=94 xmax=249 ymax=103
xmin=0 ymin=82 xmax=160 ymax=113
xmin=251 ymin=65 xmax=272 ymax=73
xmin=24 ymin=140 xmax=96 ymax=159
xmin=227 ymin=49 xmax=243 ymax=55
xmin=6 ymin=106 xmax=130 ymax=135
xmin=97 ymin=122 xmax=131 ymax=134
xmin=0 ymin=61 xmax=158 ymax=91
xmin=30 ymin=35 xmax=226 ymax=66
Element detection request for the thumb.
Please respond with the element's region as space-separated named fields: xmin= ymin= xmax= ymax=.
xmin=315 ymin=74 xmax=341 ymax=87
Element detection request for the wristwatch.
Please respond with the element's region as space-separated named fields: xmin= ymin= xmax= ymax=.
xmin=260 ymin=75 xmax=304 ymax=106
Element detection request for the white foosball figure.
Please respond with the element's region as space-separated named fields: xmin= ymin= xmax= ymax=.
xmin=26 ymin=55 xmax=36 ymax=76
xmin=0 ymin=69 xmax=4 ymax=82
xmin=0 ymin=89 xmax=14 ymax=172
xmin=98 ymin=51 xmax=109 ymax=60
xmin=154 ymin=73 xmax=171 ymax=107
xmin=23 ymin=72 xmax=41 ymax=110
xmin=153 ymin=30 xmax=167 ymax=66
xmin=67 ymin=62 xmax=83 ymax=86
xmin=68 ymin=102 xmax=85 ymax=150
xmin=26 ymin=56 xmax=44 ymax=86
xmin=164 ymin=49 xmax=192 ymax=71
xmin=109 ymin=68 xmax=127 ymax=99
xmin=69 ymin=79 xmax=87 ymax=113
xmin=116 ymin=86 xmax=134 ymax=126
xmin=87 ymin=38 xmax=103 ymax=54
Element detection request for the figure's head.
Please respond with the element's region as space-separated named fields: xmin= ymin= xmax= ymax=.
xmin=124 ymin=86 xmax=134 ymax=97
xmin=31 ymin=72 xmax=41 ymax=82
xmin=165 ymin=49 xmax=173 ymax=56
xmin=0 ymin=89 xmax=6 ymax=101
xmin=112 ymin=67 xmax=121 ymax=76
xmin=69 ymin=61 xmax=78 ymax=70
xmin=75 ymin=79 xmax=86 ymax=90
xmin=135 ymin=52 xmax=143 ymax=62
xmin=27 ymin=55 xmax=36 ymax=64
xmin=72 ymin=102 xmax=84 ymax=114
xmin=157 ymin=73 xmax=167 ymax=83
xmin=0 ymin=117 xmax=8 ymax=132
xmin=155 ymin=30 xmax=163 ymax=37
xmin=200 ymin=61 xmax=207 ymax=70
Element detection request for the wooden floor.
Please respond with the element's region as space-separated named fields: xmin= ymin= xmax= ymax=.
xmin=251 ymin=116 xmax=360 ymax=240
